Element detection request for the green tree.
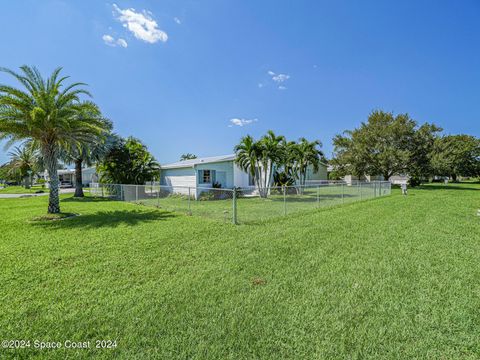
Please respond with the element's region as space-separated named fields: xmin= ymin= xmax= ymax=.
xmin=180 ymin=153 xmax=197 ymax=161
xmin=0 ymin=66 xmax=106 ymax=213
xmin=408 ymin=123 xmax=442 ymax=185
xmin=332 ymin=110 xmax=438 ymax=181
xmin=234 ymin=131 xmax=285 ymax=198
xmin=431 ymin=135 xmax=480 ymax=181
xmin=62 ymin=124 xmax=114 ymax=197
xmin=7 ymin=145 xmax=41 ymax=188
xmin=287 ymin=138 xmax=325 ymax=187
xmin=97 ymin=137 xmax=159 ymax=184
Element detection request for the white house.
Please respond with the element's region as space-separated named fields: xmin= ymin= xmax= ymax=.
xmin=44 ymin=167 xmax=98 ymax=187
xmin=160 ymin=154 xmax=328 ymax=190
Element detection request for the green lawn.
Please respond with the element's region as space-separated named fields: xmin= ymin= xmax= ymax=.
xmin=0 ymin=183 xmax=479 ymax=359
xmin=0 ymin=185 xmax=48 ymax=194
xmin=125 ymin=183 xmax=390 ymax=224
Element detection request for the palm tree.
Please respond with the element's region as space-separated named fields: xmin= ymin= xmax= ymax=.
xmin=0 ymin=66 xmax=107 ymax=213
xmin=258 ymin=130 xmax=285 ymax=194
xmin=234 ymin=135 xmax=261 ymax=190
xmin=234 ymin=131 xmax=285 ymax=198
xmin=7 ymin=145 xmax=41 ymax=188
xmin=292 ymin=138 xmax=324 ymax=187
xmin=180 ymin=153 xmax=197 ymax=161
xmin=62 ymin=125 xmax=114 ymax=197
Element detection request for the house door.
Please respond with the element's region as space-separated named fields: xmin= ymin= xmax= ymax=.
xmin=216 ymin=171 xmax=227 ymax=188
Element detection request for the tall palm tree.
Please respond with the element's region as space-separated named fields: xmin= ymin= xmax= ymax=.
xmin=62 ymin=125 xmax=114 ymax=197
xmin=235 ymin=131 xmax=285 ymax=198
xmin=7 ymin=145 xmax=41 ymax=188
xmin=292 ymin=138 xmax=324 ymax=187
xmin=258 ymin=130 xmax=285 ymax=193
xmin=234 ymin=134 xmax=262 ymax=191
xmin=0 ymin=66 xmax=107 ymax=213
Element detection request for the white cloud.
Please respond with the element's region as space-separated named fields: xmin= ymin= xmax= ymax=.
xmin=268 ymin=70 xmax=290 ymax=83
xmin=117 ymin=38 xmax=128 ymax=48
xmin=258 ymin=83 xmax=264 ymax=88
xmin=174 ymin=17 xmax=181 ymax=24
xmin=102 ymin=34 xmax=115 ymax=46
xmin=102 ymin=34 xmax=128 ymax=48
xmin=278 ymin=85 xmax=287 ymax=90
xmin=228 ymin=118 xmax=258 ymax=127
xmin=113 ymin=3 xmax=168 ymax=44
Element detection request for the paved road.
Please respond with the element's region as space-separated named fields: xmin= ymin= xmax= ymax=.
xmin=0 ymin=188 xmax=76 ymax=199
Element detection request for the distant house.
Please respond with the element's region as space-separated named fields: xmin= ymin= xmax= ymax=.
xmin=44 ymin=167 xmax=98 ymax=187
xmin=160 ymin=154 xmax=328 ymax=190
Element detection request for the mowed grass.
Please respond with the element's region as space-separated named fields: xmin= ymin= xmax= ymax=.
xmin=0 ymin=185 xmax=48 ymax=194
xmin=133 ymin=183 xmax=387 ymax=223
xmin=0 ymin=183 xmax=479 ymax=359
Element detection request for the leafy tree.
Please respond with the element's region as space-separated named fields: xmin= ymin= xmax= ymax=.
xmin=7 ymin=145 xmax=42 ymax=188
xmin=97 ymin=137 xmax=160 ymax=184
xmin=0 ymin=66 xmax=106 ymax=213
xmin=61 ymin=124 xmax=114 ymax=197
xmin=332 ymin=110 xmax=439 ymax=182
xmin=408 ymin=123 xmax=442 ymax=186
xmin=180 ymin=153 xmax=197 ymax=161
xmin=431 ymin=135 xmax=480 ymax=181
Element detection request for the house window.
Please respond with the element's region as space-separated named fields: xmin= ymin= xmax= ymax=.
xmin=199 ymin=170 xmax=215 ymax=184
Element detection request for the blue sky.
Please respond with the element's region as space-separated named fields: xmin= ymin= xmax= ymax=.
xmin=1 ymin=0 xmax=479 ymax=165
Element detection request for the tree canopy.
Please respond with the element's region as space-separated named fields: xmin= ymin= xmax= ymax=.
xmin=0 ymin=65 xmax=108 ymax=212
xmin=97 ymin=137 xmax=160 ymax=185
xmin=332 ymin=110 xmax=441 ymax=183
xmin=431 ymin=135 xmax=480 ymax=181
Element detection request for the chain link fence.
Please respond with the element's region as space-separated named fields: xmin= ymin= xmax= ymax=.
xmin=90 ymin=181 xmax=391 ymax=224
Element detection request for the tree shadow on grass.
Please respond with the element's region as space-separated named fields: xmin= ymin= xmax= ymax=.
xmin=61 ymin=196 xmax=116 ymax=203
xmin=32 ymin=209 xmax=176 ymax=229
xmin=265 ymin=193 xmax=357 ymax=203
xmin=417 ymin=185 xmax=480 ymax=191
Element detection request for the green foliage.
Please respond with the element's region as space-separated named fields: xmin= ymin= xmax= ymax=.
xmin=332 ymin=110 xmax=441 ymax=183
xmin=431 ymin=135 xmax=480 ymax=181
xmin=180 ymin=153 xmax=197 ymax=161
xmin=98 ymin=137 xmax=160 ymax=184
xmin=235 ymin=131 xmax=324 ymax=196
xmin=0 ymin=66 xmax=107 ymax=213
xmin=1 ymin=185 xmax=480 ymax=358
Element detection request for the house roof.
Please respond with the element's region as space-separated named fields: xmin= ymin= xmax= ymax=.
xmin=161 ymin=154 xmax=236 ymax=169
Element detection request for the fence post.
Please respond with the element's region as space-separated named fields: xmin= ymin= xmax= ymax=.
xmin=374 ymin=181 xmax=377 ymax=198
xmin=283 ymin=186 xmax=287 ymax=216
xmin=342 ymin=183 xmax=345 ymax=204
xmin=360 ymin=182 xmax=363 ymax=200
xmin=232 ymin=188 xmax=238 ymax=225
xmin=101 ymin=184 xmax=104 ymax=198
xmin=157 ymin=185 xmax=160 ymax=207
xmin=135 ymin=185 xmax=138 ymax=202
xmin=120 ymin=184 xmax=123 ymax=201
xmin=188 ymin=187 xmax=191 ymax=215
xmin=316 ymin=185 xmax=320 ymax=207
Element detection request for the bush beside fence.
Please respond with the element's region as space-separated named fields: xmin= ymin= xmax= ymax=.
xmin=90 ymin=181 xmax=391 ymax=224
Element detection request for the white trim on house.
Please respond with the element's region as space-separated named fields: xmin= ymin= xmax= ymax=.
xmin=161 ymin=154 xmax=236 ymax=170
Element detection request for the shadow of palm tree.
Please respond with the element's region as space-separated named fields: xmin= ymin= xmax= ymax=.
xmin=61 ymin=196 xmax=114 ymax=203
xmin=32 ymin=209 xmax=176 ymax=229
xmin=418 ymin=185 xmax=480 ymax=191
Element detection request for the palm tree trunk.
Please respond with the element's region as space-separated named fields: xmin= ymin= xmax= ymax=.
xmin=23 ymin=175 xmax=30 ymax=189
xmin=74 ymin=159 xmax=84 ymax=197
xmin=44 ymin=145 xmax=60 ymax=214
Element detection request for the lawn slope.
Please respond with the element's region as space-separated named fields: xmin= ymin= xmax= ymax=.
xmin=0 ymin=184 xmax=479 ymax=359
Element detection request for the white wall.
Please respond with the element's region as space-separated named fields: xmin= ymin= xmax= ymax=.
xmin=233 ymin=164 xmax=250 ymax=188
